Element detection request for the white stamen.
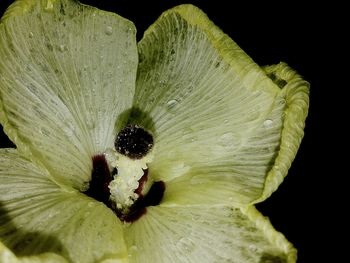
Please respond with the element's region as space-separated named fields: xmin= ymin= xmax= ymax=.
xmin=108 ymin=151 xmax=153 ymax=212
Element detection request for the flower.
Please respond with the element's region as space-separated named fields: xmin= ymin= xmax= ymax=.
xmin=0 ymin=0 xmax=309 ymax=262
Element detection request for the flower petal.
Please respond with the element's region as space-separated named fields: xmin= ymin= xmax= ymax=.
xmin=0 ymin=149 xmax=128 ymax=263
xmin=125 ymin=204 xmax=296 ymax=263
xmin=1 ymin=240 xmax=68 ymax=263
xmin=256 ymin=63 xmax=309 ymax=202
xmin=0 ymin=0 xmax=138 ymax=190
xmin=162 ymin=63 xmax=309 ymax=206
xmin=134 ymin=5 xmax=309 ymax=205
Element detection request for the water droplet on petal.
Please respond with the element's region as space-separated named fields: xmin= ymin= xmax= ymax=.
xmin=40 ymin=127 xmax=50 ymax=136
xmin=58 ymin=44 xmax=67 ymax=52
xmin=63 ymin=121 xmax=75 ymax=137
xmin=187 ymin=85 xmax=194 ymax=93
xmin=86 ymin=119 xmax=95 ymax=130
xmin=263 ymin=119 xmax=274 ymax=128
xmin=45 ymin=0 xmax=54 ymax=11
xmin=104 ymin=148 xmax=116 ymax=167
xmin=176 ymin=237 xmax=194 ymax=252
xmin=249 ymin=244 xmax=259 ymax=252
xmin=217 ymin=132 xmax=241 ymax=152
xmin=105 ymin=26 xmax=113 ymax=35
xmin=218 ymin=133 xmax=232 ymax=147
xmin=191 ymin=214 xmax=201 ymax=221
xmin=128 ymin=245 xmax=138 ymax=257
xmin=278 ymin=98 xmax=286 ymax=106
xmin=166 ymin=99 xmax=178 ymax=111
xmin=81 ymin=181 xmax=90 ymax=192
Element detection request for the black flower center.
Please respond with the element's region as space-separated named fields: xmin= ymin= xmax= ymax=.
xmin=115 ymin=124 xmax=153 ymax=159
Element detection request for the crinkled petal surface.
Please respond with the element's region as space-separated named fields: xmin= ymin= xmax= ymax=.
xmin=0 ymin=0 xmax=138 ymax=190
xmin=134 ymin=5 xmax=309 ymax=205
xmin=0 ymin=149 xmax=128 ymax=263
xmin=125 ymin=204 xmax=296 ymax=263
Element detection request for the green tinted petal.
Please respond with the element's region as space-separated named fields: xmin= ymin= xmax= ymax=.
xmin=0 ymin=149 xmax=128 ymax=263
xmin=125 ymin=204 xmax=296 ymax=263
xmin=0 ymin=0 xmax=138 ymax=190
xmin=134 ymin=4 xmax=308 ymax=205
xmin=257 ymin=62 xmax=309 ymax=202
xmin=162 ymin=63 xmax=309 ymax=206
xmin=1 ymin=241 xmax=68 ymax=263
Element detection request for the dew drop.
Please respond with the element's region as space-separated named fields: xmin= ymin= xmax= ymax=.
xmin=166 ymin=99 xmax=178 ymax=111
xmin=187 ymin=85 xmax=194 ymax=93
xmin=86 ymin=119 xmax=95 ymax=130
xmin=278 ymin=98 xmax=286 ymax=106
xmin=218 ymin=132 xmax=241 ymax=151
xmin=104 ymin=148 xmax=116 ymax=168
xmin=58 ymin=44 xmax=67 ymax=52
xmin=191 ymin=214 xmax=201 ymax=221
xmin=63 ymin=122 xmax=75 ymax=137
xmin=128 ymin=245 xmax=138 ymax=257
xmin=249 ymin=244 xmax=259 ymax=252
xmin=45 ymin=0 xmax=54 ymax=11
xmin=39 ymin=127 xmax=50 ymax=136
xmin=218 ymin=133 xmax=233 ymax=147
xmin=176 ymin=237 xmax=194 ymax=252
xmin=105 ymin=26 xmax=113 ymax=35
xmin=263 ymin=119 xmax=274 ymax=128
xmin=29 ymin=32 xmax=34 ymax=38
xmin=182 ymin=126 xmax=195 ymax=136
xmin=64 ymin=128 xmax=73 ymax=137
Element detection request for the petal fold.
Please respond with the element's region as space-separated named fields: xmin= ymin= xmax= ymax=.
xmin=256 ymin=62 xmax=309 ymax=202
xmin=125 ymin=204 xmax=296 ymax=263
xmin=0 ymin=149 xmax=128 ymax=263
xmin=0 ymin=0 xmax=138 ymax=190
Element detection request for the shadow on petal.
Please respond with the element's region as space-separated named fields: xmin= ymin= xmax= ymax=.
xmin=116 ymin=107 xmax=156 ymax=136
xmin=0 ymin=202 xmax=71 ymax=261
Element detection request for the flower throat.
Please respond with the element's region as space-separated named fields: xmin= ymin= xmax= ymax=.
xmin=84 ymin=124 xmax=165 ymax=223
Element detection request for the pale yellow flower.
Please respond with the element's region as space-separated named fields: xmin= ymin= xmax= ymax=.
xmin=0 ymin=0 xmax=309 ymax=262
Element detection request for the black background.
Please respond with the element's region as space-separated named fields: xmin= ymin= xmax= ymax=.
xmin=0 ymin=1 xmax=337 ymax=262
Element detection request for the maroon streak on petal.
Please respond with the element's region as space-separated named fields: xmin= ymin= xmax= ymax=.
xmin=84 ymin=154 xmax=112 ymax=207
